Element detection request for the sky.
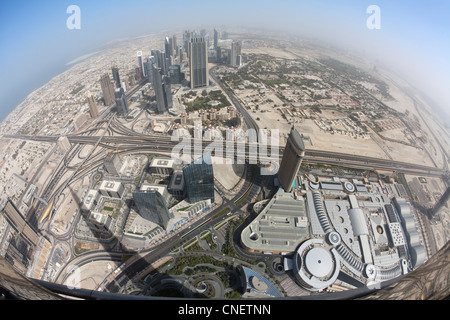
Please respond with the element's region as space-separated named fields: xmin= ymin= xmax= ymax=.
xmin=0 ymin=0 xmax=449 ymax=124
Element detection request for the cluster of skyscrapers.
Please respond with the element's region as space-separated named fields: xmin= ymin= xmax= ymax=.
xmin=96 ymin=28 xmax=244 ymax=118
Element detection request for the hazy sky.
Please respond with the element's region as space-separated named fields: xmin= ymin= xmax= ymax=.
xmin=0 ymin=0 xmax=449 ymax=123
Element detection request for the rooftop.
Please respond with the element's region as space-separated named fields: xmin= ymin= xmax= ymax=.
xmin=241 ymin=188 xmax=309 ymax=253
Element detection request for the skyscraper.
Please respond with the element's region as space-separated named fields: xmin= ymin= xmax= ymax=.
xmin=278 ymin=125 xmax=305 ymax=193
xmin=133 ymin=185 xmax=173 ymax=229
xmin=137 ymin=51 xmax=146 ymax=77
xmin=152 ymin=65 xmax=173 ymax=113
xmin=189 ymin=37 xmax=209 ymax=89
xmin=103 ymin=153 xmax=122 ymax=176
xmin=100 ymin=74 xmax=115 ymax=106
xmin=213 ymin=29 xmax=219 ymax=49
xmin=114 ymin=87 xmax=129 ymax=115
xmin=230 ymin=41 xmax=242 ymax=67
xmin=112 ymin=66 xmax=121 ymax=89
xmin=86 ymin=94 xmax=98 ymax=118
xmin=183 ymin=154 xmax=214 ymax=203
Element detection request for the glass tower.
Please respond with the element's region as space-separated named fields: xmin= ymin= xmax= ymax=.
xmin=133 ymin=187 xmax=173 ymax=229
xmin=183 ymin=154 xmax=214 ymax=203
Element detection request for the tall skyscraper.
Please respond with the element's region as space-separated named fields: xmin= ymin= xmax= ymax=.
xmin=112 ymin=66 xmax=121 ymax=89
xmin=145 ymin=57 xmax=154 ymax=83
xmin=189 ymin=37 xmax=209 ymax=89
xmin=152 ymin=65 xmax=173 ymax=113
xmin=165 ymin=36 xmax=174 ymax=58
xmin=278 ymin=125 xmax=305 ymax=193
xmin=133 ymin=185 xmax=173 ymax=229
xmin=172 ymin=35 xmax=177 ymax=57
xmin=103 ymin=153 xmax=122 ymax=176
xmin=169 ymin=65 xmax=184 ymax=84
xmin=230 ymin=41 xmax=242 ymax=67
xmin=183 ymin=154 xmax=214 ymax=203
xmin=100 ymin=74 xmax=115 ymax=106
xmin=86 ymin=94 xmax=99 ymax=118
xmin=213 ymin=29 xmax=219 ymax=49
xmin=137 ymin=51 xmax=146 ymax=77
xmin=114 ymin=87 xmax=129 ymax=115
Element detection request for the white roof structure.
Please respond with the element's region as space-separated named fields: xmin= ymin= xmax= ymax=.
xmin=99 ymin=180 xmax=123 ymax=193
xmin=150 ymin=158 xmax=174 ymax=169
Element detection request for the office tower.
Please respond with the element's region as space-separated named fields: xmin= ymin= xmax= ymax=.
xmin=112 ymin=66 xmax=121 ymax=88
xmin=100 ymin=74 xmax=115 ymax=106
xmin=165 ymin=36 xmax=175 ymax=58
xmin=99 ymin=180 xmax=125 ymax=198
xmin=114 ymin=87 xmax=129 ymax=115
xmin=189 ymin=37 xmax=209 ymax=89
xmin=133 ymin=185 xmax=173 ymax=229
xmin=213 ymin=29 xmax=219 ymax=49
xmin=278 ymin=125 xmax=305 ymax=193
xmin=86 ymin=94 xmax=99 ymax=118
xmin=184 ymin=30 xmax=191 ymax=58
xmin=172 ymin=35 xmax=177 ymax=56
xmin=152 ymin=65 xmax=173 ymax=113
xmin=103 ymin=152 xmax=122 ymax=175
xmin=151 ymin=50 xmax=161 ymax=68
xmin=169 ymin=65 xmax=184 ymax=84
xmin=137 ymin=51 xmax=146 ymax=77
xmin=145 ymin=57 xmax=154 ymax=83
xmin=230 ymin=41 xmax=242 ymax=67
xmin=183 ymin=153 xmax=214 ymax=203
xmin=163 ymin=75 xmax=173 ymax=110
xmin=57 ymin=136 xmax=71 ymax=152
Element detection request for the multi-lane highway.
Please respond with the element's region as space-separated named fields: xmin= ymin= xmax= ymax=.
xmin=8 ymin=130 xmax=445 ymax=178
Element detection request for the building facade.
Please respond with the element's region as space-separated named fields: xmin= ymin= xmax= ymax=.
xmin=133 ymin=184 xmax=173 ymax=229
xmin=114 ymin=87 xmax=129 ymax=116
xmin=100 ymin=74 xmax=115 ymax=106
xmin=182 ymin=154 xmax=214 ymax=203
xmin=278 ymin=125 xmax=305 ymax=193
xmin=189 ymin=37 xmax=209 ymax=89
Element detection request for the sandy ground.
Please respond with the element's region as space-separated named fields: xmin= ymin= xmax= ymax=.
xmin=212 ymin=156 xmax=245 ymax=190
xmin=64 ymin=260 xmax=121 ymax=290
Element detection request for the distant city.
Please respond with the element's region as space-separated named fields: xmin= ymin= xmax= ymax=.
xmin=0 ymin=26 xmax=448 ymax=300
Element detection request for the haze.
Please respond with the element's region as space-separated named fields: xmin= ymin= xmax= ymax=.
xmin=0 ymin=0 xmax=449 ymax=124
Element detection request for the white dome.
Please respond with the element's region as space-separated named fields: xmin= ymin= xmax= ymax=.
xmin=305 ymin=247 xmax=333 ymax=278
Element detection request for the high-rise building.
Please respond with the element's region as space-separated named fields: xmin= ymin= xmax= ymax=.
xmin=103 ymin=153 xmax=123 ymax=176
xmin=112 ymin=67 xmax=121 ymax=89
xmin=213 ymin=29 xmax=219 ymax=49
xmin=114 ymin=87 xmax=129 ymax=115
xmin=133 ymin=184 xmax=173 ymax=229
xmin=100 ymin=74 xmax=115 ymax=106
xmin=137 ymin=51 xmax=146 ymax=77
xmin=230 ymin=41 xmax=242 ymax=67
xmin=86 ymin=94 xmax=99 ymax=118
xmin=189 ymin=37 xmax=209 ymax=89
xmin=278 ymin=125 xmax=305 ymax=193
xmin=169 ymin=65 xmax=184 ymax=84
xmin=172 ymin=35 xmax=178 ymax=57
xmin=165 ymin=36 xmax=174 ymax=58
xmin=152 ymin=65 xmax=173 ymax=113
xmin=183 ymin=154 xmax=214 ymax=203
